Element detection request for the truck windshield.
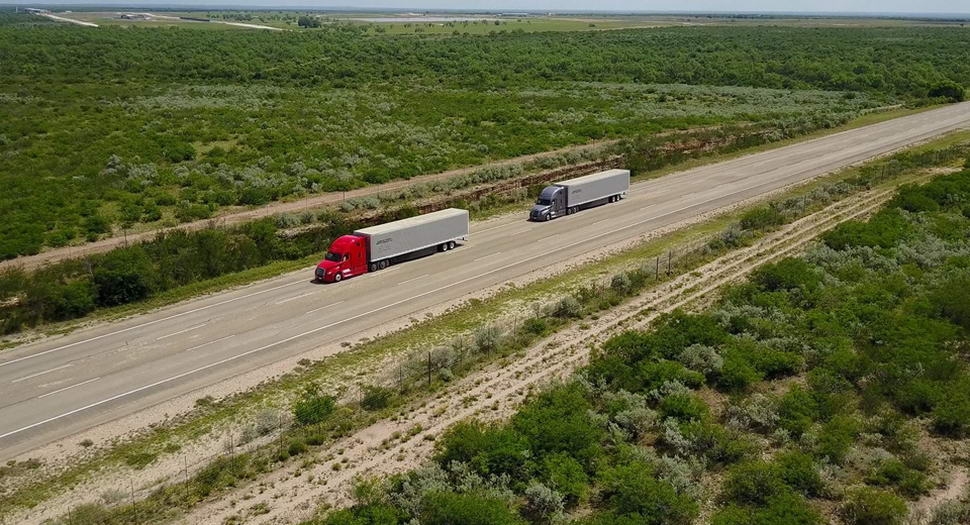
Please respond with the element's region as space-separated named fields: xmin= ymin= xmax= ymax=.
xmin=536 ymin=198 xmax=552 ymax=205
xmin=324 ymin=252 xmax=344 ymax=262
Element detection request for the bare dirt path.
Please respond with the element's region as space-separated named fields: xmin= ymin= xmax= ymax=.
xmin=183 ymin=182 xmax=899 ymax=525
xmin=911 ymin=468 xmax=969 ymax=523
xmin=0 ymin=141 xmax=616 ymax=272
xmin=39 ymin=13 xmax=98 ymax=27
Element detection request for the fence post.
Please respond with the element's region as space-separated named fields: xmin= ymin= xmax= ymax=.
xmin=427 ymin=351 xmax=432 ymax=386
xmin=667 ymin=250 xmax=672 ymax=275
xmin=655 ymin=256 xmax=660 ymax=279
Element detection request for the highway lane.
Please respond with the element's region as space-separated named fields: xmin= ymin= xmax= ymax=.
xmin=2 ymin=102 xmax=969 ymax=458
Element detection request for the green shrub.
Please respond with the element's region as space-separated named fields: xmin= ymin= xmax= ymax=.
xmin=92 ymin=247 xmax=156 ymax=307
xmin=554 ymin=296 xmax=583 ymax=318
xmin=889 ymin=186 xmax=940 ymax=213
xmin=775 ymin=451 xmax=824 ymax=497
xmin=776 ymin=386 xmax=819 ymax=438
xmin=840 ymin=486 xmax=907 ymax=525
xmin=637 ymin=360 xmax=705 ymax=392
xmin=435 ymin=420 xmax=530 ymax=479
xmin=928 ymin=81 xmax=966 ymax=102
xmin=292 ymin=385 xmax=336 ymax=426
xmin=541 ymin=453 xmax=589 ymax=506
xmin=324 ymin=504 xmax=405 ymax=525
xmin=598 ymin=462 xmax=698 ymax=525
xmin=822 ymin=209 xmax=913 ymax=250
xmin=361 ymin=385 xmax=394 ymax=411
xmin=474 ymin=324 xmax=503 ymax=352
xmin=419 ymin=491 xmax=525 ymax=525
xmin=712 ymin=492 xmax=822 ymax=525
xmin=523 ymin=317 xmax=548 ymax=336
xmin=815 ymin=415 xmax=860 ymax=464
xmin=287 ymin=439 xmax=308 ymax=457
xmin=866 ymin=458 xmax=929 ymax=498
xmin=659 ymin=393 xmax=710 ymax=423
xmin=511 ymin=382 xmax=604 ymax=465
xmin=740 ymin=206 xmax=785 ymax=231
xmin=751 ymin=258 xmax=822 ymax=295
xmin=716 ymin=353 xmax=763 ymax=391
xmin=721 ymin=461 xmax=788 ymax=505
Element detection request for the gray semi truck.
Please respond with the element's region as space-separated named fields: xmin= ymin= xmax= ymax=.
xmin=529 ymin=169 xmax=630 ymax=221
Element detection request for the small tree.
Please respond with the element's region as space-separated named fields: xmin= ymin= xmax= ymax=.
xmin=928 ymin=81 xmax=966 ymax=103
xmin=292 ymin=384 xmax=335 ymax=426
xmin=361 ymin=385 xmax=394 ymax=411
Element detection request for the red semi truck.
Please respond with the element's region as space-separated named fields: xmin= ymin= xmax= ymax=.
xmin=314 ymin=208 xmax=469 ymax=283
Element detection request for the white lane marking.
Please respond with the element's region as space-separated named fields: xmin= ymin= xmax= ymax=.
xmin=306 ymin=301 xmax=344 ymax=315
xmin=183 ymin=335 xmax=235 ymax=352
xmin=475 ymin=222 xmax=519 ymax=234
xmin=11 ymin=364 xmax=73 ymax=384
xmin=155 ymin=323 xmax=207 ymax=341
xmin=473 ymin=252 xmax=502 ymax=262
xmin=274 ymin=292 xmax=314 ymax=305
xmin=506 ymin=228 xmax=532 ymax=236
xmin=0 ymin=165 xmax=912 ymax=440
xmin=37 ymin=377 xmax=101 ymax=399
xmin=592 ymin=218 xmax=612 ymax=226
xmin=0 ymin=279 xmax=306 ymax=368
xmin=397 ymin=274 xmax=429 ymax=286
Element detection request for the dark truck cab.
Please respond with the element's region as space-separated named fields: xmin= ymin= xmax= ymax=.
xmin=530 ymin=186 xmax=567 ymax=221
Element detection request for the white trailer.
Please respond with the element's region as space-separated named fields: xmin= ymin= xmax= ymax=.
xmin=355 ymin=208 xmax=469 ymax=263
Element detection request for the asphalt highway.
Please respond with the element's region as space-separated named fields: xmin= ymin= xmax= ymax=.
xmin=2 ymin=102 xmax=969 ymax=459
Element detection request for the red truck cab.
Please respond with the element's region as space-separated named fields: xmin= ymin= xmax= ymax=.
xmin=315 ymin=235 xmax=368 ymax=282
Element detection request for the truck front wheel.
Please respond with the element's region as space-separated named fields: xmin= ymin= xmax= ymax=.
xmin=333 ymin=273 xmax=343 ymax=282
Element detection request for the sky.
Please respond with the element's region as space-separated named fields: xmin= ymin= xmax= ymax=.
xmin=9 ymin=0 xmax=970 ymax=15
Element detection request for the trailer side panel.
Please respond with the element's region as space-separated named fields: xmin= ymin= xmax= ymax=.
xmin=355 ymin=208 xmax=469 ymax=261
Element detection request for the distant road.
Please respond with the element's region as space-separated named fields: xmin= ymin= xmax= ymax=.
xmin=1 ymin=102 xmax=969 ymax=459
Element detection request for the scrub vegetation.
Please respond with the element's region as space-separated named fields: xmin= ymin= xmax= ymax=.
xmin=313 ymin=164 xmax=970 ymax=524
xmin=2 ymin=13 xmax=969 ymax=258
xmin=28 ymin=133 xmax=969 ymax=525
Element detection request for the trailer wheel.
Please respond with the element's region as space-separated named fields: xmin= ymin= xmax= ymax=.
xmin=369 ymin=263 xmax=378 ymax=272
xmin=379 ymin=260 xmax=389 ymax=270
xmin=333 ymin=273 xmax=342 ymax=282
xmin=448 ymin=241 xmax=456 ymax=250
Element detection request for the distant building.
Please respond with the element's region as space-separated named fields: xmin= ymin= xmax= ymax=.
xmin=24 ymin=8 xmax=51 ymax=14
xmin=499 ymin=13 xmax=532 ymax=17
xmin=119 ymin=13 xmax=150 ymax=20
